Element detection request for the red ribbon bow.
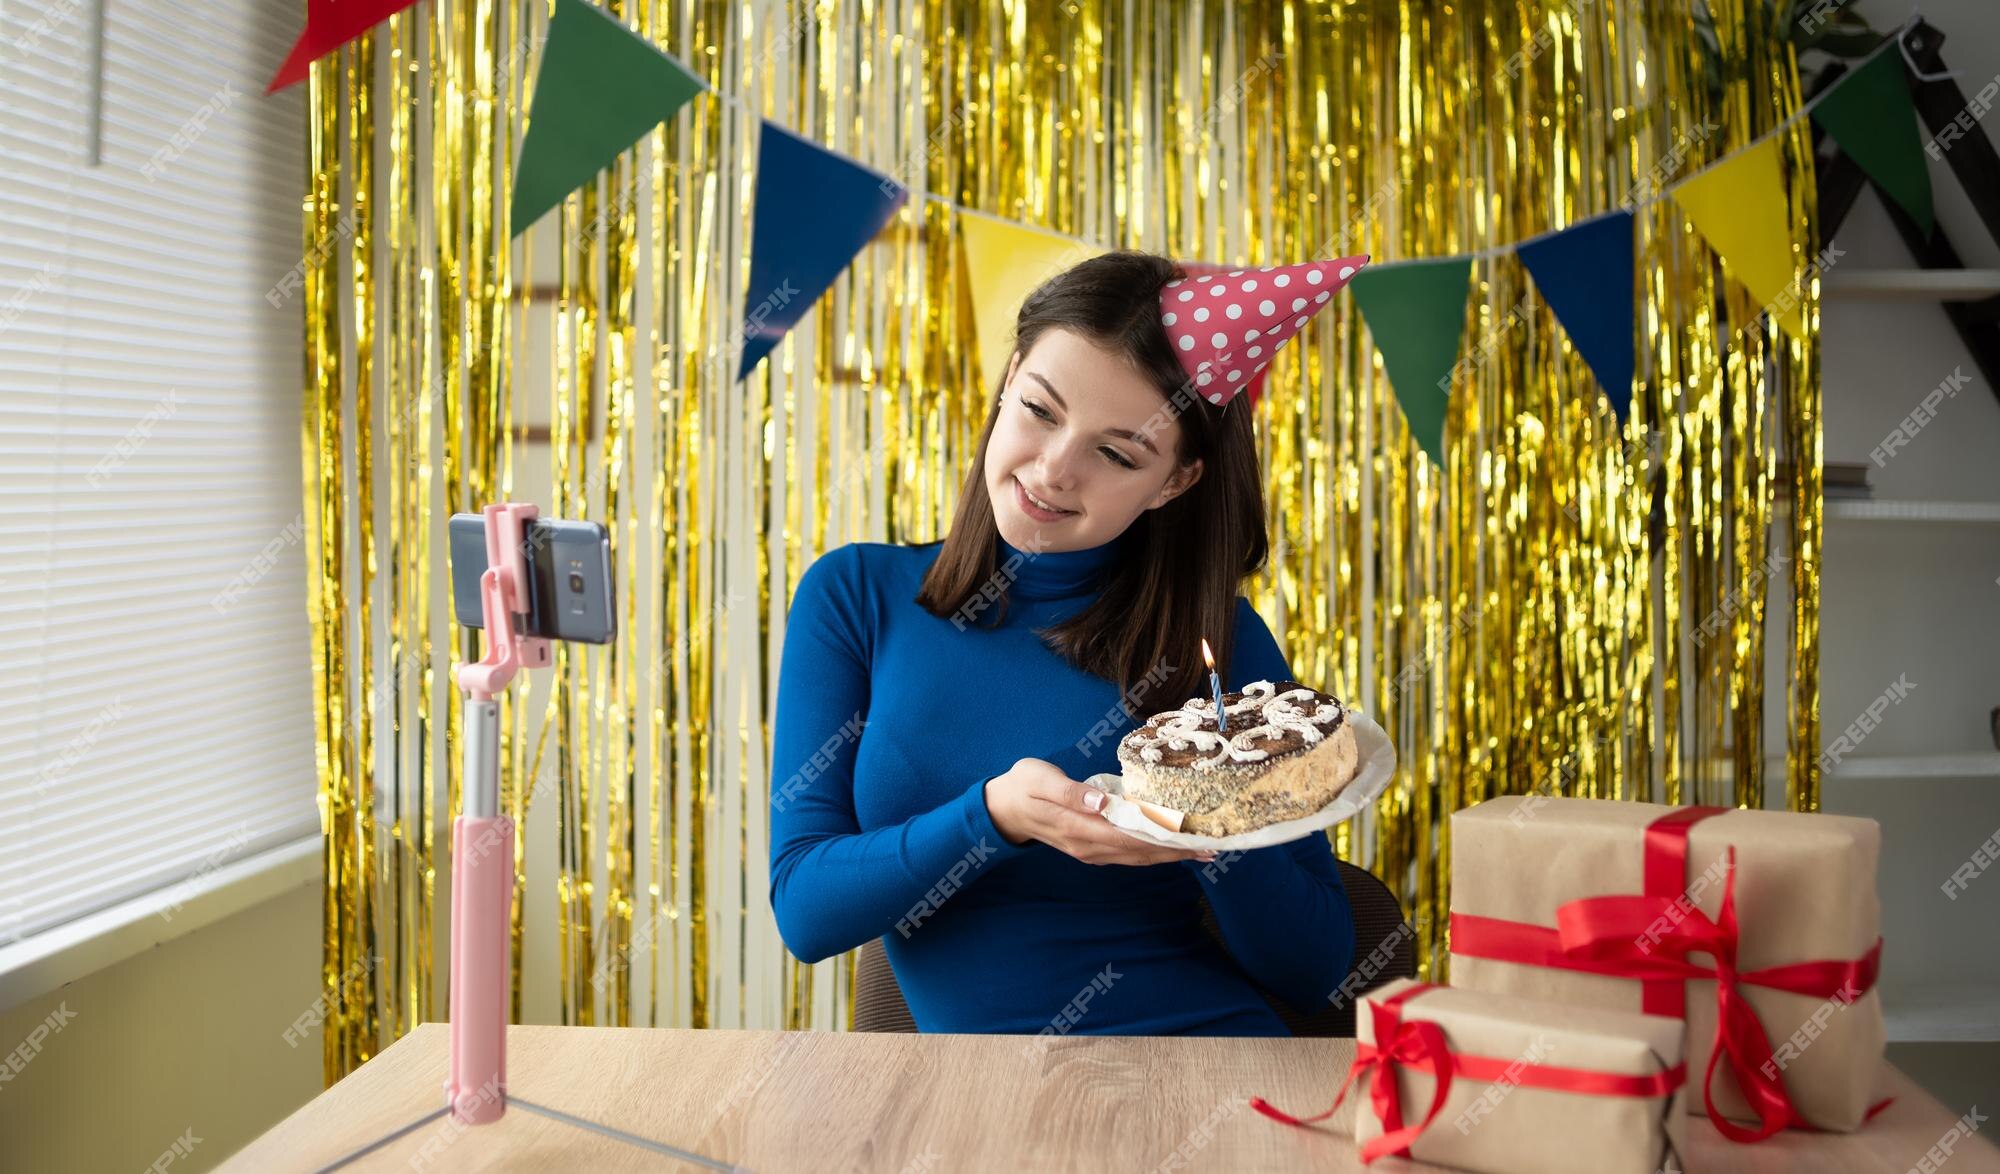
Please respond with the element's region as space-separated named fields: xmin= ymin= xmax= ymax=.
xmin=1251 ymin=987 xmax=1457 ymax=1163
xmin=1451 ymin=805 xmax=1887 ymax=1143
xmin=1555 ymin=845 xmax=1882 ymax=1142
xmin=1252 ymin=984 xmax=1686 ymax=1164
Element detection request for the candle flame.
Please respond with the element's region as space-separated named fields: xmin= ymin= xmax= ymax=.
xmin=1200 ymin=637 xmax=1215 ymax=670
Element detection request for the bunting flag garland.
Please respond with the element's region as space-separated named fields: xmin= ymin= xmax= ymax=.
xmin=500 ymin=6 xmax=1933 ymax=390
xmin=271 ymin=2 xmax=1935 ymax=453
xmin=268 ymin=0 xmax=424 ymax=93
xmin=508 ymin=0 xmax=705 ymax=235
xmin=1671 ymin=139 xmax=1808 ymax=340
xmin=1348 ymin=259 xmax=1473 ymax=466
xmin=1810 ymin=49 xmax=1935 ymax=236
xmin=959 ymin=212 xmax=1105 ymax=388
xmin=737 ymin=122 xmax=908 ymax=380
xmin=1517 ymin=211 xmax=1637 ymax=421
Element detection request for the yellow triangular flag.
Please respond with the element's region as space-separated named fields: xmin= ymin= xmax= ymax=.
xmin=960 ymin=211 xmax=1105 ymax=387
xmin=1671 ymin=138 xmax=1807 ymax=339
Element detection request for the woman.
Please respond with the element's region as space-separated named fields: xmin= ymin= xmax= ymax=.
xmin=769 ymin=249 xmax=1367 ymax=1035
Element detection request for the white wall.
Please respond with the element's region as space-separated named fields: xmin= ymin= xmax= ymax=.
xmin=1805 ymin=0 xmax=2000 ymax=1038
xmin=0 ymin=882 xmax=322 ymax=1172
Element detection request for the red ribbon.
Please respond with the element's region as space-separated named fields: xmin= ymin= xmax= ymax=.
xmin=1449 ymin=806 xmax=1887 ymax=1143
xmin=1252 ymin=984 xmax=1686 ymax=1164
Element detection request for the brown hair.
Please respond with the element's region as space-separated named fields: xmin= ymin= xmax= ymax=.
xmin=915 ymin=250 xmax=1271 ymax=717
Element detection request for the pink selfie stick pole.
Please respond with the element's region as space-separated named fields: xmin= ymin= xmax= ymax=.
xmin=447 ymin=503 xmax=552 ymax=1125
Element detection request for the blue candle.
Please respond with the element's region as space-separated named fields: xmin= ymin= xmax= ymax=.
xmin=1202 ymin=638 xmax=1227 ymax=734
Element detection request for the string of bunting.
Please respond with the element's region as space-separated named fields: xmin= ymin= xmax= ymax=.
xmin=271 ymin=0 xmax=1936 ymax=466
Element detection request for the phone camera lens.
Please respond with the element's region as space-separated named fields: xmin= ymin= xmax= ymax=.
xmin=569 ymin=572 xmax=585 ymax=593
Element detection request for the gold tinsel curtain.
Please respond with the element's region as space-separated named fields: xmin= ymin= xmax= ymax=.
xmin=297 ymin=0 xmax=1820 ymax=1083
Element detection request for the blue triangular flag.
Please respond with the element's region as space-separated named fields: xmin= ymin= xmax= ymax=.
xmin=1517 ymin=210 xmax=1635 ymax=420
xmin=738 ymin=122 xmax=908 ymax=380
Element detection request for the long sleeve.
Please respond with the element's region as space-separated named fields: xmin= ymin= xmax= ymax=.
xmin=767 ymin=546 xmax=1032 ymax=965
xmin=1184 ymin=597 xmax=1358 ymax=1013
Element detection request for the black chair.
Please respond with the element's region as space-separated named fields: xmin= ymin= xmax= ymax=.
xmin=852 ymin=858 xmax=1415 ymax=1036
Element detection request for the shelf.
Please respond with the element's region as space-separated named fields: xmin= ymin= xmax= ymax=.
xmin=1821 ymin=753 xmax=2000 ymax=782
xmin=1882 ymin=983 xmax=2000 ymax=1044
xmin=1822 ymin=268 xmax=2000 ymax=301
xmin=1690 ymin=754 xmax=2000 ymax=785
xmin=1773 ymin=498 xmax=2000 ymax=525
xmin=1825 ymin=499 xmax=2000 ymax=524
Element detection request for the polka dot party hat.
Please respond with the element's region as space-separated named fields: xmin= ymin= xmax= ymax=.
xmin=1159 ymin=255 xmax=1369 ymax=408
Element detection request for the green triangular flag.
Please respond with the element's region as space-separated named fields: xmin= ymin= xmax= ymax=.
xmin=1812 ymin=49 xmax=1934 ymax=236
xmin=1349 ymin=258 xmax=1473 ymax=466
xmin=509 ymin=0 xmax=705 ymax=236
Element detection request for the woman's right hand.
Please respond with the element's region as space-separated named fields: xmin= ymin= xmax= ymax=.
xmin=984 ymin=758 xmax=1217 ymax=867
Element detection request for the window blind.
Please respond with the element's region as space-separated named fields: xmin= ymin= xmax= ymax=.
xmin=0 ymin=0 xmax=318 ymax=945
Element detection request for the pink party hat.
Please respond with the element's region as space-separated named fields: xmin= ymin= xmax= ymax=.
xmin=1160 ymin=255 xmax=1369 ymax=407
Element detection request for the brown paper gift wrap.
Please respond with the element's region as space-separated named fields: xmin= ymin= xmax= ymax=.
xmin=1448 ymin=796 xmax=1886 ymax=1136
xmin=1261 ymin=979 xmax=1687 ymax=1174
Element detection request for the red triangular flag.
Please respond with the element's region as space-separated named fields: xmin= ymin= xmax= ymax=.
xmin=269 ymin=0 xmax=425 ymax=93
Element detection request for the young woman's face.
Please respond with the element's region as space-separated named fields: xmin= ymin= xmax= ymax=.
xmin=984 ymin=327 xmax=1203 ymax=553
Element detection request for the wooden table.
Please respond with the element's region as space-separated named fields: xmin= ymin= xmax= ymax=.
xmin=221 ymin=1024 xmax=1999 ymax=1172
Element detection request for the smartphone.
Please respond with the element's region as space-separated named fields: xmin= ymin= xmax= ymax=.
xmin=449 ymin=512 xmax=616 ymax=644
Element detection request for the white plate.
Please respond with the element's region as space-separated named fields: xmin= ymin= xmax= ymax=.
xmin=1080 ymin=709 xmax=1398 ymax=851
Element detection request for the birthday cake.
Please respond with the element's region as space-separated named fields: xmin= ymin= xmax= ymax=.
xmin=1114 ymin=680 xmax=1359 ymax=836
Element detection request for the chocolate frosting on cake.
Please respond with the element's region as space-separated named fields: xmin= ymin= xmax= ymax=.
xmin=1122 ymin=680 xmax=1345 ymax=770
xmin=1114 ymin=680 xmax=1359 ymax=836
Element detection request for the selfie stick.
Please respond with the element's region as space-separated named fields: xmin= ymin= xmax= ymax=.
xmin=306 ymin=503 xmax=750 ymax=1169
xmin=446 ymin=503 xmax=551 ymax=1124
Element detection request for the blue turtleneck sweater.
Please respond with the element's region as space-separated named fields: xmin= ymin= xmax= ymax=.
xmin=767 ymin=532 xmax=1355 ymax=1035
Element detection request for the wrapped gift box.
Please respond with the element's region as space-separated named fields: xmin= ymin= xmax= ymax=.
xmin=1449 ymin=796 xmax=1885 ymax=1138
xmin=1257 ymin=978 xmax=1687 ymax=1173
